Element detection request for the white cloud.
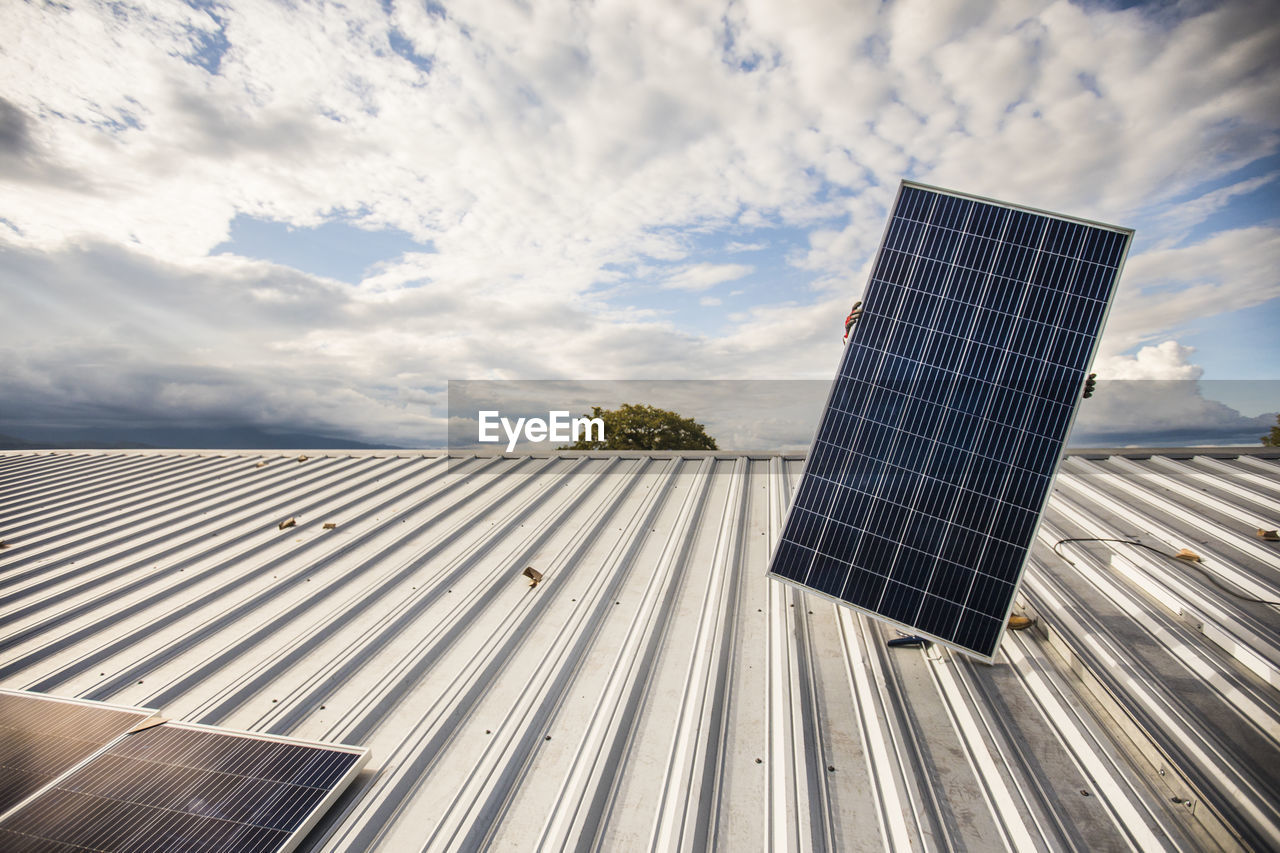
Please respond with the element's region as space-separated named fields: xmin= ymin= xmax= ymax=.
xmin=1101 ymin=225 xmax=1280 ymax=355
xmin=1151 ymin=172 xmax=1278 ymax=238
xmin=1094 ymin=341 xmax=1202 ymax=381
xmin=1 ymin=0 xmax=1278 ymax=446
xmin=1087 ymin=332 xmax=1280 ymax=444
xmin=0 ymin=235 xmax=782 ymax=445
xmin=660 ymin=262 xmax=754 ymax=291
xmin=1069 ymin=340 xmax=1275 ymax=446
xmin=920 ymin=1 xmax=1280 ymax=216
xmin=7 ymin=0 xmax=1275 ymax=266
xmin=1070 ymin=384 xmax=1275 ymax=446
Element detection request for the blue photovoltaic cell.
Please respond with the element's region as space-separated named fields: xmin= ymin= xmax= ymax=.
xmin=0 ymin=690 xmax=153 ymax=816
xmin=0 ymin=693 xmax=367 ymax=853
xmin=768 ymin=182 xmax=1131 ymax=659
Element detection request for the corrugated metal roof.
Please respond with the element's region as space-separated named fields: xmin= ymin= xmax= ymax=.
xmin=1 ymin=448 xmax=1277 ymax=852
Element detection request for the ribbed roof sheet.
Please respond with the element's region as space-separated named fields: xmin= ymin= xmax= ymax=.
xmin=1 ymin=448 xmax=1277 ymax=851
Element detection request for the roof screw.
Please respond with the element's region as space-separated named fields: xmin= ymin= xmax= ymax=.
xmin=755 ymin=758 xmax=762 ymax=764
xmin=827 ymin=765 xmax=836 ymax=772
xmin=1080 ymin=789 xmax=1090 ymax=797
xmin=545 ymin=735 xmax=552 ymax=741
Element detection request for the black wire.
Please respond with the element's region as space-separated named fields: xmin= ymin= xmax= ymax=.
xmin=1052 ymin=537 xmax=1280 ymax=606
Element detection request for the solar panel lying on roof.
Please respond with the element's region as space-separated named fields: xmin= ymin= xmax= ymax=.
xmin=0 ymin=691 xmax=368 ymax=853
xmin=0 ymin=689 xmax=154 ymax=815
xmin=769 ymin=181 xmax=1132 ymax=660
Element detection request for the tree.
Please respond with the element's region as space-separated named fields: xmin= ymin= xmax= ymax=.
xmin=561 ymin=403 xmax=718 ymax=450
xmin=1264 ymin=414 xmax=1280 ymax=447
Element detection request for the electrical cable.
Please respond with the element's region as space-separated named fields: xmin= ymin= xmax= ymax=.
xmin=1051 ymin=537 xmax=1280 ymax=606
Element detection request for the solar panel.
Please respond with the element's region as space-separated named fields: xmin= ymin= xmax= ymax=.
xmin=768 ymin=181 xmax=1132 ymax=660
xmin=0 ymin=692 xmax=368 ymax=853
xmin=0 ymin=689 xmax=154 ymax=815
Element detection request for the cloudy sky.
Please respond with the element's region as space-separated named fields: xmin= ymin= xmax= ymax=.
xmin=1 ymin=0 xmax=1277 ymax=448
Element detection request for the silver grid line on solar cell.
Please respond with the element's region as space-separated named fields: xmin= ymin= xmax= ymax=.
xmin=0 ymin=688 xmax=158 ymax=823
xmin=0 ymin=690 xmax=369 ymax=853
xmin=768 ymin=180 xmax=1133 ymax=661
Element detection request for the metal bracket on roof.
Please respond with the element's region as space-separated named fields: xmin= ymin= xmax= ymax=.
xmin=127 ymin=715 xmax=168 ymax=734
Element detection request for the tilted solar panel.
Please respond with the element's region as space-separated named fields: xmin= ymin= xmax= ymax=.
xmin=768 ymin=181 xmax=1132 ymax=660
xmin=0 ymin=689 xmax=154 ymax=816
xmin=0 ymin=691 xmax=368 ymax=853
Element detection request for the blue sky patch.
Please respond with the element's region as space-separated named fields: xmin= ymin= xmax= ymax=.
xmin=1170 ymin=296 xmax=1280 ymax=382
xmin=596 ymin=223 xmax=822 ymax=335
xmin=213 ymin=215 xmax=431 ymax=283
xmin=388 ymin=28 xmax=434 ymax=74
xmin=181 ymin=1 xmax=232 ymax=74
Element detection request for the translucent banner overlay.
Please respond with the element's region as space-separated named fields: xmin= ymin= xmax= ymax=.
xmin=446 ymin=379 xmax=1278 ymax=458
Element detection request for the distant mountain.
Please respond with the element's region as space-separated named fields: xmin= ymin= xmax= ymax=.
xmin=0 ymin=427 xmax=403 ymax=451
xmin=0 ymin=433 xmax=158 ymax=450
xmin=0 ymin=433 xmax=52 ymax=450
